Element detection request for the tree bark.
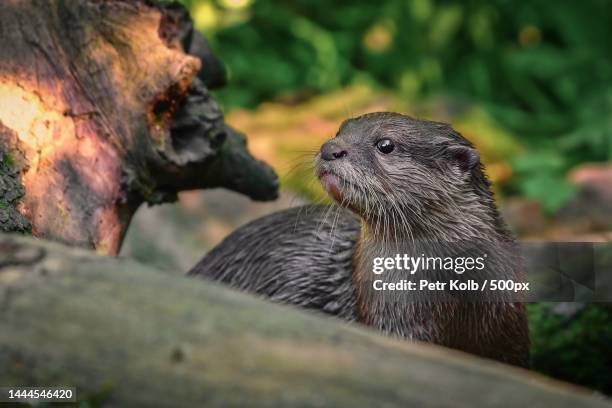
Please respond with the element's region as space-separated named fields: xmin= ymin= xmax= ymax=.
xmin=0 ymin=0 xmax=277 ymax=254
xmin=0 ymin=234 xmax=608 ymax=407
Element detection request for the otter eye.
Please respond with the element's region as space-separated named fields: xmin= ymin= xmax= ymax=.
xmin=376 ymin=138 xmax=394 ymax=154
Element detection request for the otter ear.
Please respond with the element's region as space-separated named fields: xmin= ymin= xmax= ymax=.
xmin=447 ymin=145 xmax=480 ymax=171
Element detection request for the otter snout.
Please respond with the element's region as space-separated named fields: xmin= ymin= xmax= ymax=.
xmin=320 ymin=141 xmax=348 ymax=161
xmin=316 ymin=140 xmax=349 ymax=203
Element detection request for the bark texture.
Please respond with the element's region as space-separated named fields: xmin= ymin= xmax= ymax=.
xmin=0 ymin=0 xmax=277 ymax=254
xmin=0 ymin=234 xmax=610 ymax=407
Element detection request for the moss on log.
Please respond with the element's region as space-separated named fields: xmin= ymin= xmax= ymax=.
xmin=0 ymin=147 xmax=30 ymax=234
xmin=0 ymin=234 xmax=609 ymax=407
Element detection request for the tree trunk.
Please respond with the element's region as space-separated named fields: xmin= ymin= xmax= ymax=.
xmin=0 ymin=0 xmax=277 ymax=254
xmin=0 ymin=234 xmax=608 ymax=407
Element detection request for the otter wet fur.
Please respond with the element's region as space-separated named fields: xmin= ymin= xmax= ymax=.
xmin=189 ymin=112 xmax=529 ymax=367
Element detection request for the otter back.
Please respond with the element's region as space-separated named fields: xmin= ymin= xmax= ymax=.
xmin=189 ymin=205 xmax=359 ymax=320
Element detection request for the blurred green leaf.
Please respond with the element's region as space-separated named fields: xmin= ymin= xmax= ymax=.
xmin=519 ymin=174 xmax=577 ymax=213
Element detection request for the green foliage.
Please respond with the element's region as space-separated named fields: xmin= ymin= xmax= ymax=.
xmin=529 ymin=303 xmax=612 ymax=394
xmin=182 ymin=0 xmax=612 ymax=210
xmin=511 ymin=152 xmax=578 ymax=213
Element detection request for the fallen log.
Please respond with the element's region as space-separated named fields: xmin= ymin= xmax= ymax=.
xmin=0 ymin=234 xmax=609 ymax=407
xmin=0 ymin=0 xmax=277 ymax=254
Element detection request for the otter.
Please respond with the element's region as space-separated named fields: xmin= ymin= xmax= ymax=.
xmin=189 ymin=112 xmax=529 ymax=367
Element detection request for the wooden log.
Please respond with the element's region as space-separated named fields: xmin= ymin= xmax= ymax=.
xmin=0 ymin=0 xmax=277 ymax=254
xmin=0 ymin=233 xmax=609 ymax=407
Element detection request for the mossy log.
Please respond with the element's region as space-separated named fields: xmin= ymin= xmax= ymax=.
xmin=0 ymin=234 xmax=609 ymax=407
xmin=0 ymin=0 xmax=277 ymax=254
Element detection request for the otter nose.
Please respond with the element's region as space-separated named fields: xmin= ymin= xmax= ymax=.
xmin=321 ymin=141 xmax=348 ymax=161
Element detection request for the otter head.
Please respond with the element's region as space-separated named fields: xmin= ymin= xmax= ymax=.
xmin=315 ymin=112 xmax=496 ymax=240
